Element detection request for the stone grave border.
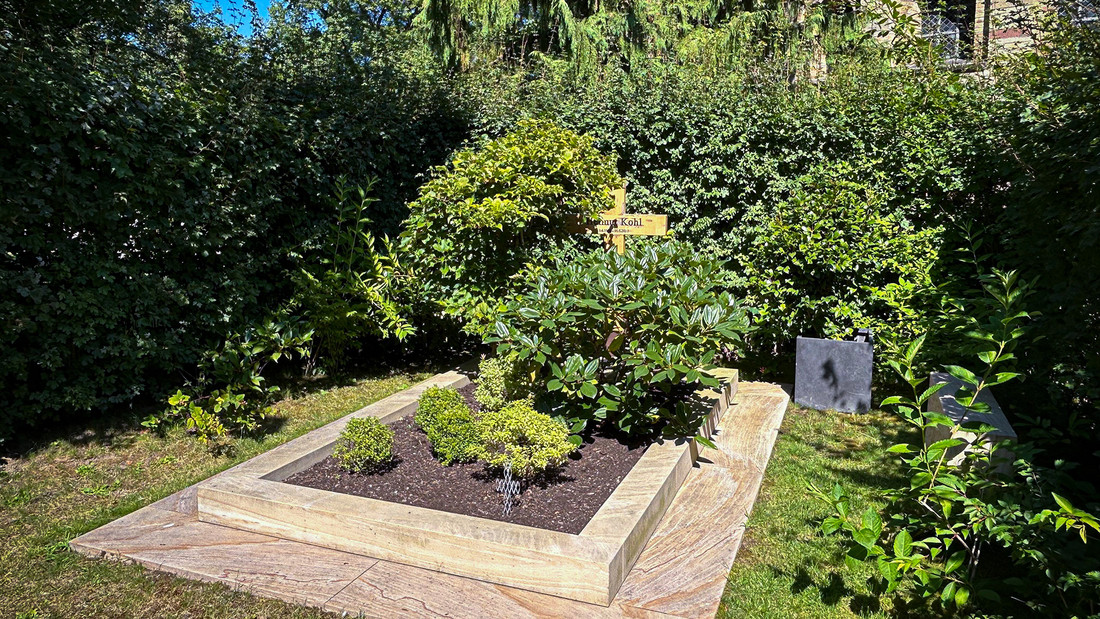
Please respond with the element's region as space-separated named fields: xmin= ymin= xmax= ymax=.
xmin=194 ymin=364 xmax=739 ymax=606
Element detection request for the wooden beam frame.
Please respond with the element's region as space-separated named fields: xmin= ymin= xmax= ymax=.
xmin=195 ymin=366 xmax=738 ymax=606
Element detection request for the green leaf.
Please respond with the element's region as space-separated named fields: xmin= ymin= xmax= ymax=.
xmin=941 ymin=581 xmax=957 ymax=605
xmin=861 ymin=507 xmax=882 ymax=538
xmin=955 ymin=585 xmax=970 ymax=607
xmin=893 ymin=530 xmax=913 ymax=558
xmin=821 ymin=516 xmax=844 ymax=535
xmin=1052 ymin=493 xmax=1074 ymax=512
xmin=943 ymin=365 xmax=980 ymax=387
xmin=944 ymin=550 xmax=966 ymax=574
xmin=853 ymin=528 xmax=879 ymax=550
xmin=928 ymin=438 xmax=965 ymax=451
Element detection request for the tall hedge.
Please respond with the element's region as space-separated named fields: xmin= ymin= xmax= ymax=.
xmin=0 ymin=0 xmax=465 ymax=435
xmin=459 ymin=56 xmax=998 ymax=356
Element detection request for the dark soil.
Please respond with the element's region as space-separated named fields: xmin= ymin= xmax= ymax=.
xmin=284 ymin=388 xmax=651 ymax=534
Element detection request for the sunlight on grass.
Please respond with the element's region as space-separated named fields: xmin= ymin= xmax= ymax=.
xmin=0 ymin=371 xmax=429 ymax=618
xmin=2 ymin=380 xmax=913 ymax=617
xmin=719 ymin=405 xmax=915 ymax=619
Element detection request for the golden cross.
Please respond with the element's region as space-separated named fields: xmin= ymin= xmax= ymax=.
xmin=566 ymin=186 xmax=669 ymax=254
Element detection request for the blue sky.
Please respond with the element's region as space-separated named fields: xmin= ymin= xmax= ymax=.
xmin=193 ymin=0 xmax=271 ymax=33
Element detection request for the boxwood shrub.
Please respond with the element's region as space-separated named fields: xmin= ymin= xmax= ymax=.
xmin=333 ymin=417 xmax=395 ymax=473
xmin=473 ymin=399 xmax=576 ymax=477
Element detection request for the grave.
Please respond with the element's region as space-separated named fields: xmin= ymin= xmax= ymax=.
xmin=193 ymin=366 xmax=738 ymax=605
xmin=925 ymin=371 xmax=1017 ymax=473
xmin=71 ymin=371 xmax=790 ymax=617
xmin=70 ymin=189 xmax=791 ymax=616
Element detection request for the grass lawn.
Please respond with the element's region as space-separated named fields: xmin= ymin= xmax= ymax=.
xmin=721 ymin=404 xmax=915 ymax=618
xmin=0 ymin=370 xmax=430 ymax=618
xmin=2 ymin=375 xmax=912 ymax=618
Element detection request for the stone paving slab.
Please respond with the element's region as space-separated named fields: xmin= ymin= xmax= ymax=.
xmin=71 ymin=382 xmax=789 ymax=618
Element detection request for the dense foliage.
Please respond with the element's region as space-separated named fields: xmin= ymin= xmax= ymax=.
xmin=473 ymin=399 xmax=577 ymax=477
xmin=425 ymin=406 xmax=481 ymax=466
xmin=474 ymin=356 xmax=524 ymax=412
xmin=812 ymin=272 xmax=1100 ymax=615
xmin=292 ymin=179 xmax=415 ymax=373
xmin=745 ymin=160 xmax=943 ymax=350
xmin=415 ymin=386 xmax=481 ymax=465
xmin=990 ymin=15 xmax=1100 ymax=468
xmin=460 ymin=54 xmax=993 ymax=367
xmin=486 ymin=242 xmax=750 ymax=437
xmin=5 ymin=5 xmax=1100 ymax=613
xmin=414 ymin=387 xmax=469 ymax=432
xmin=333 ymin=417 xmax=396 ymax=473
xmin=0 ymin=0 xmax=461 ymax=435
xmin=399 ymin=119 xmax=622 ymax=331
xmin=420 ymin=0 xmax=860 ymax=70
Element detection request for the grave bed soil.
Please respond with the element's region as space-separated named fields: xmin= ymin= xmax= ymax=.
xmin=284 ymin=385 xmax=652 ymax=535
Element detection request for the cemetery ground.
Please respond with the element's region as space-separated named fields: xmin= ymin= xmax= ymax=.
xmin=1 ymin=368 xmax=911 ymax=618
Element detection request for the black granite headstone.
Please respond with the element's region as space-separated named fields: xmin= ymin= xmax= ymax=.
xmin=794 ymin=331 xmax=873 ymax=413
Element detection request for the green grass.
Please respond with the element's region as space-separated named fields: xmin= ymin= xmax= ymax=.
xmin=720 ymin=404 xmax=916 ymax=618
xmin=0 ymin=370 xmax=430 ymax=618
xmin=2 ymin=377 xmax=912 ymax=618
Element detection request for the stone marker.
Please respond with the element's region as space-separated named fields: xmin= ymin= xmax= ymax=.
xmin=925 ymin=371 xmax=1016 ymax=473
xmin=794 ymin=330 xmax=873 ymax=413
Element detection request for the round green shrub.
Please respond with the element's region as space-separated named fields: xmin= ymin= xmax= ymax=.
xmin=398 ymin=119 xmax=623 ymax=332
xmin=425 ymin=407 xmax=481 ymax=465
xmin=474 ymin=400 xmax=576 ymax=478
xmin=474 ymin=355 xmax=526 ymax=412
xmin=332 ymin=417 xmax=394 ymax=473
xmin=414 ymin=386 xmax=469 ymax=432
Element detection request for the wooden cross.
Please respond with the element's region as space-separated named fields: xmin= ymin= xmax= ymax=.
xmin=565 ymin=186 xmax=669 ymax=254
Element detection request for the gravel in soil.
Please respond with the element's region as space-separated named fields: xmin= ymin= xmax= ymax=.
xmin=284 ymin=385 xmax=651 ymax=534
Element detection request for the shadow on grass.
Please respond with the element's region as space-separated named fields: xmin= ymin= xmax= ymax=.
xmin=779 ymin=563 xmax=892 ymax=616
xmin=2 ymin=346 xmax=478 ymax=462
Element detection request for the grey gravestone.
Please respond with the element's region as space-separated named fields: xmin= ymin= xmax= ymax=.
xmin=794 ymin=330 xmax=873 ymax=413
xmin=925 ymin=371 xmax=1016 ymax=473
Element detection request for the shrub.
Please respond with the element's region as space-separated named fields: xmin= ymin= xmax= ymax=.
xmin=743 ymin=160 xmax=943 ymax=353
xmin=398 ymin=119 xmax=623 ymax=333
xmin=333 ymin=417 xmax=395 ymax=473
xmin=145 ymin=313 xmax=314 ymax=442
xmin=425 ymin=407 xmax=481 ymax=465
xmin=0 ymin=0 xmax=464 ymax=437
xmin=473 ymin=400 xmax=576 ymax=478
xmin=486 ymin=241 xmax=751 ymax=437
xmin=811 ymin=271 xmax=1100 ymax=615
xmin=292 ymin=179 xmax=415 ymax=374
xmin=414 ymin=387 xmax=469 ymax=432
xmin=474 ymin=355 xmax=525 ymax=412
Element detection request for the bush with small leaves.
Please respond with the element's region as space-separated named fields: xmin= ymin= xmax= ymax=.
xmin=415 ymin=387 xmax=468 ymax=432
xmin=473 ymin=400 xmax=576 ymax=478
xmin=425 ymin=407 xmax=481 ymax=465
xmin=332 ymin=417 xmax=394 ymax=473
xmin=474 ymin=355 xmax=525 ymax=412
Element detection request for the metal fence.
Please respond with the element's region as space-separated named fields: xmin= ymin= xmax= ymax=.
xmin=1058 ymin=0 xmax=1099 ymax=25
xmin=921 ymin=14 xmax=962 ymax=59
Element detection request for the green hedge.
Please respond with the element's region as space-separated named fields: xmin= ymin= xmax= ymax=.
xmin=461 ymin=57 xmax=997 ymax=359
xmin=0 ymin=0 xmax=465 ymax=435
